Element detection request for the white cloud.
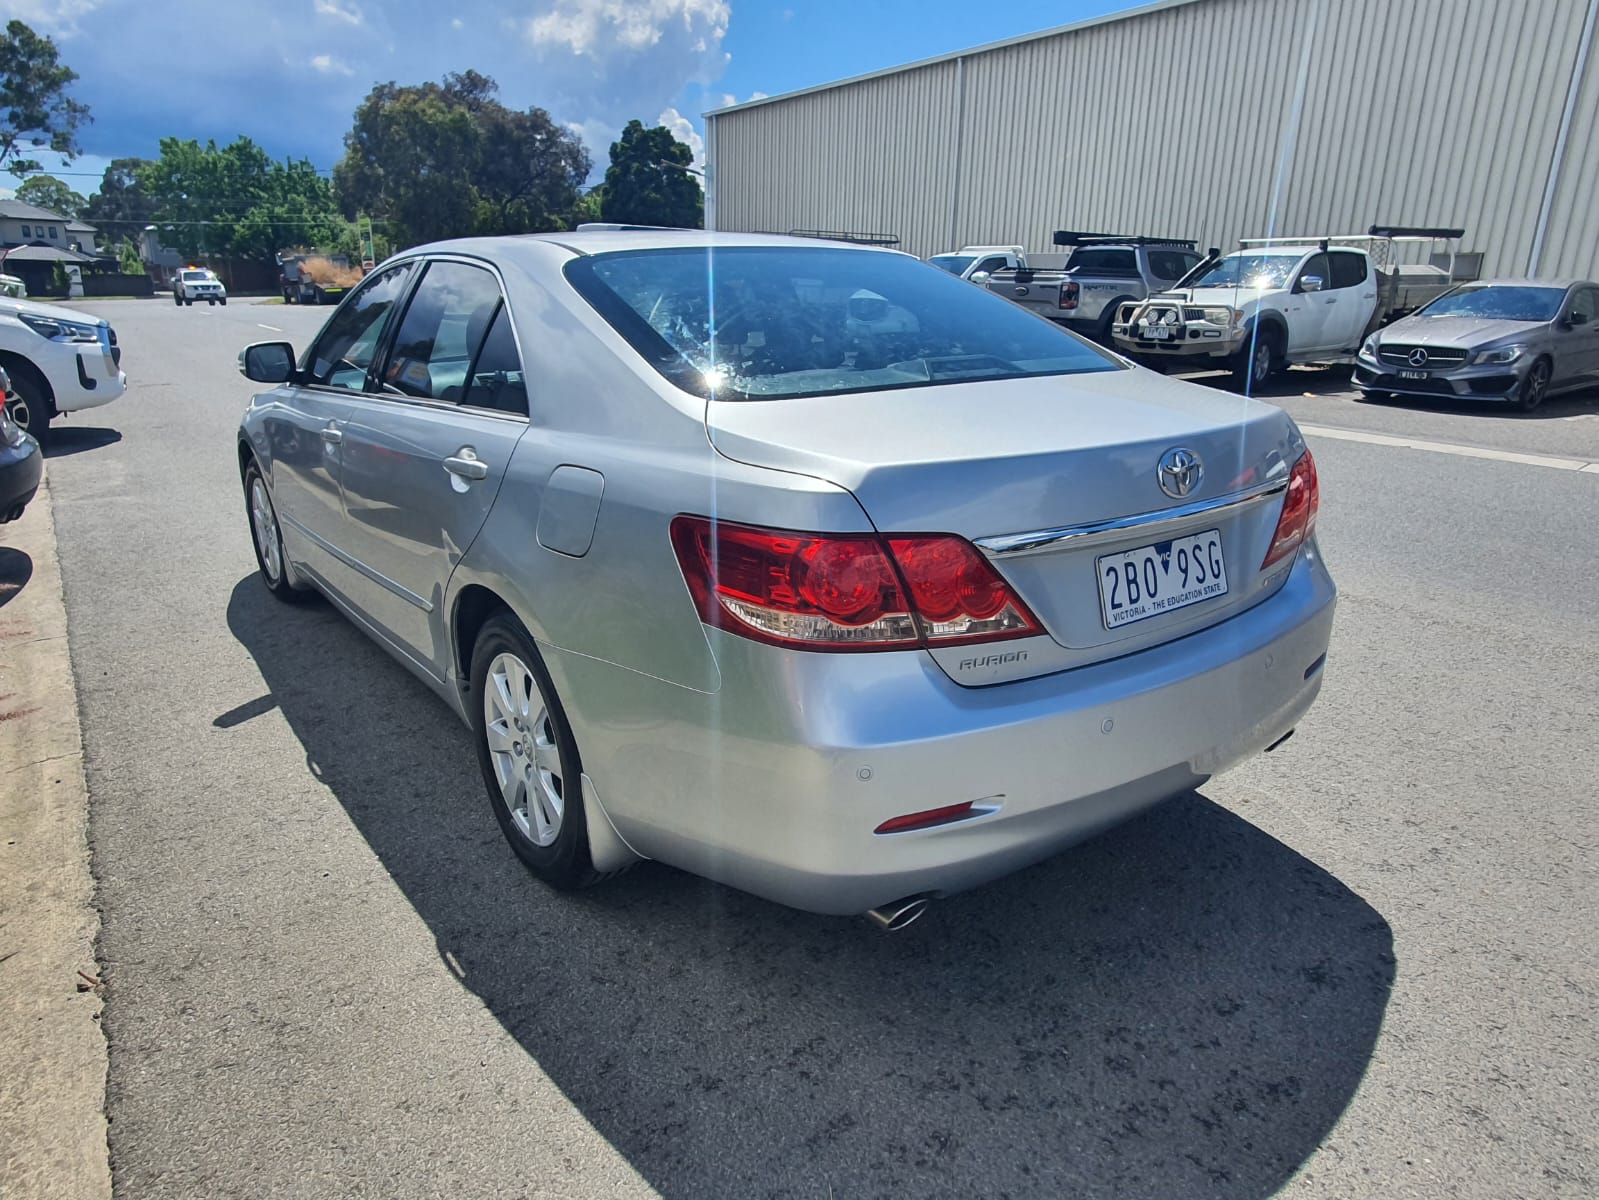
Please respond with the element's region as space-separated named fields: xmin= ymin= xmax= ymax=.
xmin=309 ymin=54 xmax=354 ymax=76
xmin=657 ymin=105 xmax=704 ymax=174
xmin=313 ymin=0 xmax=364 ymax=26
xmin=451 ymin=16 xmax=464 ymax=28
xmin=4 ymin=0 xmax=106 ymax=37
xmin=528 ymin=0 xmax=729 ymax=56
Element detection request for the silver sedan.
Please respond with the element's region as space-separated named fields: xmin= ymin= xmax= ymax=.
xmin=1355 ymin=278 xmax=1599 ymax=411
xmin=236 ymin=230 xmax=1335 ymax=927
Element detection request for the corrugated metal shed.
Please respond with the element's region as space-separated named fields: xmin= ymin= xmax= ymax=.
xmin=707 ymin=0 xmax=1599 ymax=278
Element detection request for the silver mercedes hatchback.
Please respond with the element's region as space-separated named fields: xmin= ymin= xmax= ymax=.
xmin=237 ymin=230 xmax=1335 ymax=926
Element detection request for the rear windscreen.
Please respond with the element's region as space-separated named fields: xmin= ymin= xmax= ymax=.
xmin=564 ymin=245 xmax=1119 ymax=401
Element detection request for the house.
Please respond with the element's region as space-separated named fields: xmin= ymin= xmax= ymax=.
xmin=0 ymin=199 xmax=109 ymax=297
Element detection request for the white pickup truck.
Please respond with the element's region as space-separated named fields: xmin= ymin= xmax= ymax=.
xmin=1111 ymin=227 xmax=1478 ymax=387
xmin=0 ymin=294 xmax=126 ymax=443
xmin=926 ymin=245 xmax=1027 ymax=283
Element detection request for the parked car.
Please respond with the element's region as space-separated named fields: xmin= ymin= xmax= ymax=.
xmin=0 ymin=294 xmax=125 ymax=444
xmin=1354 ymin=279 xmax=1599 ymax=410
xmin=0 ymin=367 xmax=43 ymax=523
xmin=236 ymin=230 xmax=1335 ymax=927
xmin=987 ymin=232 xmax=1205 ymax=343
xmin=1112 ymin=227 xmax=1479 ymax=387
xmin=173 ymin=267 xmax=227 ymax=306
xmin=927 ymin=245 xmax=1026 ymax=283
xmin=0 ymin=273 xmax=25 ymax=299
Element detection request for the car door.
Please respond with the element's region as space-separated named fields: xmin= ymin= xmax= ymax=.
xmin=1557 ymin=285 xmax=1599 ymax=387
xmin=1325 ymin=251 xmax=1378 ymax=351
xmin=263 ymin=262 xmax=415 ymax=591
xmin=333 ymin=256 xmax=529 ymax=675
xmin=1286 ymin=252 xmax=1334 ymax=353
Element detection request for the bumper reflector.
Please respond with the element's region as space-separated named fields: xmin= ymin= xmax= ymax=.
xmin=874 ymin=801 xmax=975 ymax=835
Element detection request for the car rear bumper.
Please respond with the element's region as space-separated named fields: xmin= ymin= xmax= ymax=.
xmin=551 ymin=543 xmax=1336 ymax=915
xmin=0 ymin=433 xmax=42 ymax=519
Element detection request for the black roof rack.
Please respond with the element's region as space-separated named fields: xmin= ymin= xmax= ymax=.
xmin=1054 ymin=229 xmax=1197 ymax=249
xmin=780 ymin=228 xmax=901 ymax=247
xmin=1367 ymin=225 xmax=1467 ymax=240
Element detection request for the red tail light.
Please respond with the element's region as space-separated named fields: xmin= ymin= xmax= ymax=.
xmin=875 ymin=801 xmax=975 ymax=834
xmin=1261 ymin=450 xmax=1320 ymax=569
xmin=1058 ymin=282 xmax=1080 ymax=311
xmin=669 ymin=516 xmax=1043 ymax=651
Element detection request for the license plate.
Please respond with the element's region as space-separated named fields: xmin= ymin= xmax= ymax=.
xmin=1097 ymin=529 xmax=1228 ymax=629
xmin=1142 ymin=325 xmax=1171 ymax=340
xmin=1398 ymin=369 xmax=1429 ymax=380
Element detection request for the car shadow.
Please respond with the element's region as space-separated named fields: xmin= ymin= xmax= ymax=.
xmin=1188 ymin=365 xmax=1599 ymax=418
xmin=225 ymin=575 xmax=1393 ymax=1200
xmin=0 ymin=546 xmax=33 ymax=609
xmin=44 ymin=426 xmax=122 ymax=458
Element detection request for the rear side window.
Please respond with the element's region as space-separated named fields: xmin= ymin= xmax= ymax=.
xmin=1328 ymin=252 xmax=1368 ymax=289
xmin=1147 ymin=250 xmax=1200 ymax=280
xmin=305 ymin=263 xmax=414 ymax=390
xmin=564 ymin=246 xmax=1118 ymax=402
xmin=1069 ymin=248 xmax=1139 ymax=277
xmin=379 ymin=260 xmax=505 ymax=403
xmin=462 ymin=308 xmax=529 ymax=415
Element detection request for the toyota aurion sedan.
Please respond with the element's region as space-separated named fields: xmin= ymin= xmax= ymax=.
xmin=1355 ymin=278 xmax=1599 ymax=411
xmin=237 ymin=230 xmax=1334 ymax=927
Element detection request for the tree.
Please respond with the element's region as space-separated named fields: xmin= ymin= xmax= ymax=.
xmin=15 ymin=173 xmax=84 ymax=217
xmin=116 ymin=239 xmax=142 ymax=276
xmin=140 ymin=136 xmax=348 ymax=262
xmin=0 ymin=20 xmax=91 ymax=177
xmin=334 ymin=72 xmax=589 ymax=247
xmin=571 ymin=188 xmax=604 ymax=226
xmin=83 ymin=158 xmax=155 ymax=245
xmin=600 ymin=120 xmax=702 ymax=229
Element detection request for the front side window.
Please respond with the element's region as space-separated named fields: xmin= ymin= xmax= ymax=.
xmin=1567 ymin=287 xmax=1599 ymax=323
xmin=565 ymin=245 xmax=1118 ymax=402
xmin=304 ymin=263 xmax=414 ymax=390
xmin=379 ymin=260 xmax=505 ymax=403
xmin=973 ymin=256 xmax=1010 ymax=275
xmin=1146 ymin=250 xmax=1201 ymax=281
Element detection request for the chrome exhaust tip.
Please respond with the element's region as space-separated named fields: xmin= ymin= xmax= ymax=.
xmin=864 ymin=894 xmax=933 ymax=932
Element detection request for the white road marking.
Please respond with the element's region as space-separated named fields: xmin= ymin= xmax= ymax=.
xmin=256 ymin=323 xmax=282 ymax=332
xmin=1299 ymin=423 xmax=1599 ymax=474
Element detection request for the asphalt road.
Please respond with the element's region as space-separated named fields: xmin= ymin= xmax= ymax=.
xmin=41 ymin=298 xmax=1599 ymax=1199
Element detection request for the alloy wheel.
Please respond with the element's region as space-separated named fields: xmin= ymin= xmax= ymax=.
xmin=249 ymin=476 xmax=282 ymax=583
xmin=483 ymin=652 xmax=564 ymax=847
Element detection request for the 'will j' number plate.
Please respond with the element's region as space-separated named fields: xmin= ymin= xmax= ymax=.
xmin=1097 ymin=529 xmax=1228 ymax=629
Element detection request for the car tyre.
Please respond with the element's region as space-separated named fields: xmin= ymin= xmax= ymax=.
xmin=5 ymin=369 xmax=51 ymax=444
xmin=1517 ymin=358 xmax=1551 ymax=412
xmin=1233 ymin=326 xmax=1278 ymax=392
xmin=220 ymin=297 xmax=227 ymax=306
xmin=173 ymin=292 xmax=182 ymax=306
xmin=242 ymin=459 xmax=312 ymax=603
xmin=471 ymin=613 xmax=601 ymax=892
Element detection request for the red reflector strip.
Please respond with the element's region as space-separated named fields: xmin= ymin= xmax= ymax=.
xmin=874 ymin=801 xmax=975 ymax=835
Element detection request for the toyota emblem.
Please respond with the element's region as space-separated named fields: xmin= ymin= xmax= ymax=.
xmin=1157 ymin=447 xmax=1203 ymax=500
xmin=1408 ymin=347 xmax=1429 ymax=366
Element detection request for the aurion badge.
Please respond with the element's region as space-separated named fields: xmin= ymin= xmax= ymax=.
xmin=1157 ymin=447 xmax=1203 ymax=500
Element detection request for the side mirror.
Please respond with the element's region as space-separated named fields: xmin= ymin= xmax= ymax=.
xmin=1567 ymin=311 xmax=1589 ymax=327
xmin=240 ymin=341 xmax=297 ymax=383
xmin=969 ymin=271 xmax=991 ymax=286
xmin=1298 ymin=275 xmax=1325 ymax=293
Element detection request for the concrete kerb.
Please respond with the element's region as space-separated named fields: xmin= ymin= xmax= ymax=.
xmin=0 ymin=471 xmax=112 ymax=1200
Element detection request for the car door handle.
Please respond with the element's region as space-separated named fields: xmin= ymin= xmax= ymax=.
xmin=320 ymin=427 xmax=343 ymax=444
xmin=1324 ymin=298 xmax=1338 ymax=305
xmin=443 ymin=451 xmax=488 ymax=481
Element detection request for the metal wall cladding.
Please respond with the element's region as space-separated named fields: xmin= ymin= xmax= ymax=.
xmin=710 ymin=0 xmax=1599 ymax=279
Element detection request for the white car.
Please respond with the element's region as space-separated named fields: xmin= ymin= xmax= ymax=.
xmin=174 ymin=268 xmax=227 ymax=306
xmin=0 ymin=295 xmax=127 ymax=442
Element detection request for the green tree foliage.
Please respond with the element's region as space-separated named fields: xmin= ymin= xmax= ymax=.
xmin=14 ymin=172 xmax=85 ymax=217
xmin=334 ymin=71 xmax=589 ymax=247
xmin=83 ymin=158 xmax=155 ymax=245
xmin=140 ymin=137 xmax=347 ymax=262
xmin=116 ymin=239 xmax=142 ymax=276
xmin=0 ymin=20 xmax=90 ymax=176
xmin=571 ymin=188 xmax=604 ymax=226
xmin=600 ymin=120 xmax=702 ymax=229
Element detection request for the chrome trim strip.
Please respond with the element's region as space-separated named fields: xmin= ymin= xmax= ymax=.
xmin=975 ymin=478 xmax=1289 ymax=558
xmin=279 ymin=511 xmax=434 ymax=612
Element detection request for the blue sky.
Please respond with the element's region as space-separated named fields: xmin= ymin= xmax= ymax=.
xmin=7 ymin=0 xmax=1137 ymax=192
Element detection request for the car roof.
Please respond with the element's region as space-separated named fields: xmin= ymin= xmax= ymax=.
xmin=403 ymin=229 xmax=907 ymax=260
xmin=1457 ymin=277 xmax=1589 ymax=290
